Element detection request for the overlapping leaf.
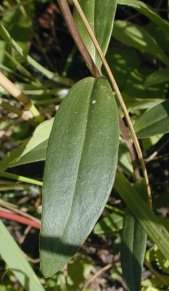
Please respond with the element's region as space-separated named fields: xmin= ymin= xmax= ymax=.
xmin=40 ymin=77 xmax=119 ymax=277
xmin=134 ymin=100 xmax=169 ymax=138
xmin=115 ymin=173 xmax=169 ymax=262
xmin=117 ymin=0 xmax=169 ymax=34
xmin=121 ymin=181 xmax=147 ymax=291
xmin=74 ymin=0 xmax=118 ymax=69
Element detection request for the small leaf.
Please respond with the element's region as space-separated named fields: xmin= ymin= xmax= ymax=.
xmin=0 ymin=119 xmax=53 ymax=170
xmin=13 ymin=119 xmax=53 ymax=167
xmin=0 ymin=220 xmax=44 ymax=291
xmin=40 ymin=77 xmax=119 ymax=277
xmin=114 ymin=173 xmax=169 ymax=262
xmin=145 ymin=68 xmax=169 ymax=86
xmin=121 ymin=181 xmax=147 ymax=291
xmin=113 ymin=21 xmax=169 ymax=65
xmin=74 ymin=0 xmax=118 ymax=69
xmin=134 ymin=100 xmax=169 ymax=138
xmin=117 ymin=0 xmax=169 ymax=34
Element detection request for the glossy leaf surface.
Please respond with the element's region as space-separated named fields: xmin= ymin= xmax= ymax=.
xmin=40 ymin=77 xmax=119 ymax=277
xmin=74 ymin=0 xmax=118 ymax=69
xmin=134 ymin=100 xmax=169 ymax=138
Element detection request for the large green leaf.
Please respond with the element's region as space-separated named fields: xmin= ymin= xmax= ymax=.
xmin=121 ymin=181 xmax=147 ymax=291
xmin=113 ymin=21 xmax=169 ymax=65
xmin=0 ymin=220 xmax=44 ymax=291
xmin=40 ymin=77 xmax=119 ymax=277
xmin=117 ymin=0 xmax=169 ymax=34
xmin=74 ymin=0 xmax=118 ymax=69
xmin=134 ymin=100 xmax=169 ymax=138
xmin=114 ymin=173 xmax=169 ymax=262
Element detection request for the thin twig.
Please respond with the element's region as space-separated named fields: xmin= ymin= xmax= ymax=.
xmin=72 ymin=0 xmax=152 ymax=207
xmin=82 ymin=263 xmax=112 ymax=290
xmin=1 ymin=99 xmax=37 ymax=126
xmin=0 ymin=71 xmax=43 ymax=123
xmin=145 ymin=138 xmax=169 ymax=163
xmin=0 ymin=209 xmax=40 ymax=229
xmin=145 ymin=261 xmax=169 ymax=286
xmin=119 ymin=118 xmax=141 ymax=179
xmin=57 ymin=0 xmax=100 ymax=78
xmin=0 ymin=199 xmax=40 ymax=223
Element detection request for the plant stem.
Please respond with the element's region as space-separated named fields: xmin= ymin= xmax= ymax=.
xmin=0 ymin=71 xmax=43 ymax=123
xmin=0 ymin=209 xmax=40 ymax=229
xmin=57 ymin=0 xmax=146 ymax=199
xmin=72 ymin=0 xmax=152 ymax=207
xmin=1 ymin=99 xmax=37 ymax=126
xmin=0 ymin=199 xmax=40 ymax=224
xmin=57 ymin=0 xmax=100 ymax=78
xmin=0 ymin=172 xmax=43 ymax=186
xmin=57 ymin=0 xmax=140 ymax=178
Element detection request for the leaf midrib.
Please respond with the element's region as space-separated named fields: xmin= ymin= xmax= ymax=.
xmin=61 ymin=79 xmax=97 ymax=237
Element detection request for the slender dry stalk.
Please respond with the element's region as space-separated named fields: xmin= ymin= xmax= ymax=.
xmin=0 ymin=71 xmax=43 ymax=123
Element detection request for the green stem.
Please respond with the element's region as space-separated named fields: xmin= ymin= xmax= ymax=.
xmin=0 ymin=172 xmax=43 ymax=187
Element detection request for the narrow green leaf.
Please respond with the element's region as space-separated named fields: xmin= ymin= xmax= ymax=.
xmin=134 ymin=100 xmax=169 ymax=138
xmin=0 ymin=25 xmax=71 ymax=86
xmin=0 ymin=220 xmax=44 ymax=291
xmin=113 ymin=21 xmax=169 ymax=65
xmin=74 ymin=0 xmax=118 ymax=69
xmin=121 ymin=181 xmax=147 ymax=291
xmin=0 ymin=171 xmax=42 ymax=186
xmin=145 ymin=68 xmax=169 ymax=86
xmin=40 ymin=77 xmax=119 ymax=277
xmin=117 ymin=0 xmax=169 ymax=34
xmin=114 ymin=173 xmax=169 ymax=262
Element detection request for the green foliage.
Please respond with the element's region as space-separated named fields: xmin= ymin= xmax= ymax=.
xmin=74 ymin=0 xmax=118 ymax=69
xmin=113 ymin=21 xmax=169 ymax=65
xmin=121 ymin=181 xmax=147 ymax=291
xmin=0 ymin=220 xmax=44 ymax=291
xmin=134 ymin=100 xmax=169 ymax=138
xmin=40 ymin=77 xmax=119 ymax=277
xmin=0 ymin=0 xmax=169 ymax=290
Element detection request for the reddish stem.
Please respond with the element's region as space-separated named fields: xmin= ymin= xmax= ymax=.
xmin=0 ymin=211 xmax=41 ymax=229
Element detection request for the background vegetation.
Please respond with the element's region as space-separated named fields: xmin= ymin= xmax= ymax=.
xmin=0 ymin=0 xmax=169 ymax=290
